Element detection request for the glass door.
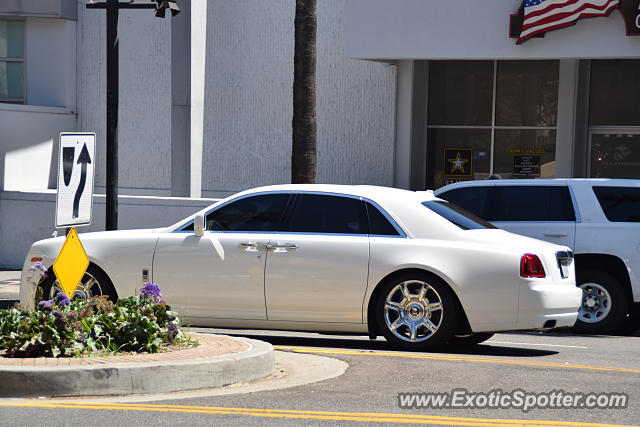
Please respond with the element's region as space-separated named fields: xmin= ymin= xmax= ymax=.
xmin=589 ymin=131 xmax=640 ymax=179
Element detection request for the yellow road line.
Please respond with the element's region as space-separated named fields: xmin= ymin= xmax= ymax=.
xmin=0 ymin=402 xmax=635 ymax=427
xmin=273 ymin=346 xmax=640 ymax=374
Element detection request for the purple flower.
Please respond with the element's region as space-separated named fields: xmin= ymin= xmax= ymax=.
xmin=37 ymin=299 xmax=54 ymax=314
xmin=140 ymin=282 xmax=163 ymax=303
xmin=166 ymin=322 xmax=179 ymax=343
xmin=52 ymin=310 xmax=65 ymax=322
xmin=29 ymin=261 xmax=48 ymax=278
xmin=55 ymin=292 xmax=71 ymax=307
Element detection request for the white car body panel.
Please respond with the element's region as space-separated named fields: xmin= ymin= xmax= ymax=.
xmin=20 ymin=184 xmax=581 ymax=335
xmin=434 ymin=178 xmax=640 ymax=302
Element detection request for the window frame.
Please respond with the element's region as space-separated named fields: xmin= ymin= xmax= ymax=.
xmin=0 ymin=18 xmax=26 ymax=104
xmin=175 ymin=191 xmax=407 ymax=237
xmin=426 ymin=60 xmax=559 ymax=188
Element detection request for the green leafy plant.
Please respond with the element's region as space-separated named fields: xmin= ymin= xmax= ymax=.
xmin=0 ymin=282 xmax=196 ymax=358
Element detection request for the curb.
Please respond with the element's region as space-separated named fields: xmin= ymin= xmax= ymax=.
xmin=0 ymin=336 xmax=275 ymax=398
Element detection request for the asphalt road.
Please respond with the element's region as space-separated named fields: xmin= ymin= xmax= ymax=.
xmin=1 ymin=328 xmax=639 ymax=426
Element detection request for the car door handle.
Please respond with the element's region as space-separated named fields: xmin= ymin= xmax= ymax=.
xmin=544 ymin=233 xmax=568 ymax=237
xmin=239 ymin=242 xmax=268 ymax=251
xmin=266 ymin=243 xmax=299 ymax=251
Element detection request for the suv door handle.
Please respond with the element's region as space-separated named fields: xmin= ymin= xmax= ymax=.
xmin=544 ymin=233 xmax=568 ymax=237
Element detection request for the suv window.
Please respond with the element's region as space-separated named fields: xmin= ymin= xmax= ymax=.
xmin=491 ymin=186 xmax=575 ymax=222
xmin=203 ymin=193 xmax=291 ymax=231
xmin=422 ymin=200 xmax=496 ymax=230
xmin=365 ymin=202 xmax=401 ymax=236
xmin=593 ymin=186 xmax=640 ymax=222
xmin=285 ymin=194 xmax=368 ymax=234
xmin=437 ymin=187 xmax=489 ymax=218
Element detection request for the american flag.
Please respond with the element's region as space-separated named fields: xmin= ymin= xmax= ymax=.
xmin=518 ymin=0 xmax=620 ymax=43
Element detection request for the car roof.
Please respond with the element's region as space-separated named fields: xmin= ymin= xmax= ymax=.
xmin=434 ymin=178 xmax=640 ymax=193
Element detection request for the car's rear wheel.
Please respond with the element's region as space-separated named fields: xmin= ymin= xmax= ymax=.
xmin=375 ymin=273 xmax=457 ymax=350
xmin=573 ymin=270 xmax=628 ymax=334
xmin=40 ymin=264 xmax=117 ymax=302
xmin=448 ymin=332 xmax=494 ymax=347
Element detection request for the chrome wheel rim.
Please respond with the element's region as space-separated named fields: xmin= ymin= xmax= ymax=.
xmin=49 ymin=272 xmax=103 ymax=300
xmin=578 ymin=282 xmax=611 ymax=323
xmin=384 ymin=280 xmax=444 ymax=343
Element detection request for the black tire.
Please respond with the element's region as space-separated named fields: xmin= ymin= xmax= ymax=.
xmin=448 ymin=332 xmax=495 ymax=347
xmin=375 ymin=272 xmax=458 ymax=350
xmin=39 ymin=264 xmax=117 ymax=303
xmin=572 ymin=270 xmax=629 ymax=335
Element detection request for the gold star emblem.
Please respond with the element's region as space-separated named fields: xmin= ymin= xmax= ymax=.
xmin=448 ymin=152 xmax=469 ymax=173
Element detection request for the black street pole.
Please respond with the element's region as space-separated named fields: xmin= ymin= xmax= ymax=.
xmin=105 ymin=0 xmax=119 ymax=231
xmin=86 ymin=1 xmax=180 ymax=231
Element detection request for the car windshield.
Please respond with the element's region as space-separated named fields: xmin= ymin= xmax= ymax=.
xmin=422 ymin=200 xmax=496 ymax=230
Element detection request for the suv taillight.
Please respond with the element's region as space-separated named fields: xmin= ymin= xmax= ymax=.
xmin=521 ymin=254 xmax=546 ymax=278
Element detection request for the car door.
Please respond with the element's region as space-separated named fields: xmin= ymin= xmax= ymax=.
xmin=153 ymin=193 xmax=291 ymax=320
xmin=264 ymin=193 xmax=370 ymax=323
xmin=490 ymin=185 xmax=577 ymax=249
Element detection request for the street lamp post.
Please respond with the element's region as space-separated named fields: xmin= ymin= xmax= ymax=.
xmin=86 ymin=1 xmax=180 ymax=231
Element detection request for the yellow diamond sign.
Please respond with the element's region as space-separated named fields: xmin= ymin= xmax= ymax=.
xmin=53 ymin=227 xmax=90 ymax=298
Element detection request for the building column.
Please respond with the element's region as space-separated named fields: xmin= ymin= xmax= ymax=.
xmin=555 ymin=59 xmax=578 ymax=178
xmin=394 ymin=60 xmax=427 ymax=190
xmin=189 ymin=0 xmax=207 ymax=198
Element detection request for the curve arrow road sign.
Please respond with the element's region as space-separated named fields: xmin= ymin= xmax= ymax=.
xmin=56 ymin=133 xmax=96 ymax=228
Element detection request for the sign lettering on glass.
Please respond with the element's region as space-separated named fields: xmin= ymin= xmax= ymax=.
xmin=513 ymin=155 xmax=541 ymax=177
xmin=444 ymin=148 xmax=473 ymax=177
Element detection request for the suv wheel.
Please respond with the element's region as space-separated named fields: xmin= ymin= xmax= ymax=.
xmin=573 ymin=270 xmax=628 ymax=334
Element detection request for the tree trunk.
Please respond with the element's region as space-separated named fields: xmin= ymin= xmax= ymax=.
xmin=291 ymin=0 xmax=317 ymax=184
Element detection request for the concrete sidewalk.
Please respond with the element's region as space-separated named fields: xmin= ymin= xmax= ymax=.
xmin=0 ymin=270 xmax=20 ymax=306
xmin=0 ymin=333 xmax=276 ymax=398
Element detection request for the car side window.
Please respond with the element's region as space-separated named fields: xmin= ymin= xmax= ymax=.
xmin=492 ymin=186 xmax=575 ymax=222
xmin=365 ymin=202 xmax=400 ymax=236
xmin=205 ymin=193 xmax=291 ymax=231
xmin=284 ymin=194 xmax=368 ymax=234
xmin=593 ymin=186 xmax=640 ymax=222
xmin=437 ymin=187 xmax=489 ymax=218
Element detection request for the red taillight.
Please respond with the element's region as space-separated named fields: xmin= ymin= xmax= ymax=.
xmin=521 ymin=253 xmax=546 ymax=278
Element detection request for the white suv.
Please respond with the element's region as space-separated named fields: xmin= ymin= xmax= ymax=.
xmin=434 ymin=179 xmax=640 ymax=334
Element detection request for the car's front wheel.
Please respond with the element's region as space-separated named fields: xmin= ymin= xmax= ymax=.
xmin=573 ymin=270 xmax=628 ymax=334
xmin=39 ymin=264 xmax=117 ymax=303
xmin=375 ymin=273 xmax=457 ymax=350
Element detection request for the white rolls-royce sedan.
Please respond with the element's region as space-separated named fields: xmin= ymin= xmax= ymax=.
xmin=20 ymin=185 xmax=582 ymax=349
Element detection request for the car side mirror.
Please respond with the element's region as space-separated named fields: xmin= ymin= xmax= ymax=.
xmin=194 ymin=213 xmax=205 ymax=237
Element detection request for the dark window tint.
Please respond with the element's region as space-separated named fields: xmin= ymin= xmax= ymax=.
xmin=593 ymin=186 xmax=640 ymax=222
xmin=437 ymin=186 xmax=489 ymax=218
xmin=205 ymin=193 xmax=290 ymax=231
xmin=285 ymin=194 xmax=368 ymax=234
xmin=422 ymin=201 xmax=496 ymax=230
xmin=492 ymin=186 xmax=575 ymax=222
xmin=366 ymin=202 xmax=400 ymax=236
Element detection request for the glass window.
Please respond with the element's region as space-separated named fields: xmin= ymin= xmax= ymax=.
xmin=428 ymin=128 xmax=491 ymax=189
xmin=365 ymin=202 xmax=400 ymax=236
xmin=0 ymin=19 xmax=24 ymax=104
xmin=590 ymin=134 xmax=640 ymax=179
xmin=492 ymin=186 xmax=575 ymax=222
xmin=493 ymin=129 xmax=557 ymax=179
xmin=427 ymin=60 xmax=559 ymax=189
xmin=589 ymin=60 xmax=640 ymax=126
xmin=428 ymin=61 xmax=493 ymax=126
xmin=496 ymin=60 xmax=558 ymax=127
xmin=436 ymin=186 xmax=490 ymax=219
xmin=285 ymin=194 xmax=368 ymax=234
xmin=593 ymin=186 xmax=640 ymax=222
xmin=422 ymin=200 xmax=496 ymax=230
xmin=205 ymin=193 xmax=291 ymax=232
